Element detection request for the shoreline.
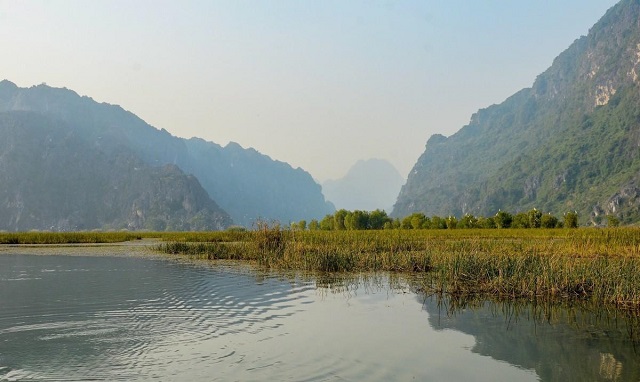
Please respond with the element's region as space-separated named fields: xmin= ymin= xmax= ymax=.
xmin=0 ymin=238 xmax=163 ymax=257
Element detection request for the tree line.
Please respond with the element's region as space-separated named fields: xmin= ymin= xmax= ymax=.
xmin=291 ymin=209 xmax=581 ymax=231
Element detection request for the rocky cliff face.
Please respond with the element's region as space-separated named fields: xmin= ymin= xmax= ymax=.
xmin=394 ymin=0 xmax=640 ymax=225
xmin=0 ymin=80 xmax=334 ymax=226
xmin=0 ymin=111 xmax=232 ymax=231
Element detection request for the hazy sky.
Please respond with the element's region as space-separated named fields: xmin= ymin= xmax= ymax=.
xmin=1 ymin=0 xmax=619 ymax=181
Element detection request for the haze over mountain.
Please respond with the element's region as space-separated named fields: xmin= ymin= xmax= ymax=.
xmin=394 ymin=0 xmax=640 ymax=226
xmin=3 ymin=2 xmax=616 ymax=184
xmin=322 ymin=159 xmax=404 ymax=212
xmin=0 ymin=80 xmax=333 ymax=229
xmin=0 ymin=110 xmax=232 ymax=231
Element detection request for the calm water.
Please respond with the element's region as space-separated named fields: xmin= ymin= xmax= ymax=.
xmin=0 ymin=251 xmax=638 ymax=381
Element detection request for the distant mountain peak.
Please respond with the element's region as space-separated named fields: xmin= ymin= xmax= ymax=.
xmin=225 ymin=141 xmax=243 ymax=150
xmin=0 ymin=79 xmax=17 ymax=89
xmin=323 ymin=158 xmax=404 ymax=212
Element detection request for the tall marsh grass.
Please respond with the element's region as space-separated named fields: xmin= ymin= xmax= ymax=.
xmin=158 ymin=227 xmax=640 ymax=311
xmin=0 ymin=231 xmax=144 ymax=244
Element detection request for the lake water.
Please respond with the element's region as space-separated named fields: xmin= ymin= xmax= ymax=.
xmin=0 ymin=249 xmax=638 ymax=381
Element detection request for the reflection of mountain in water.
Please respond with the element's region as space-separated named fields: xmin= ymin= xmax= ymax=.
xmin=421 ymin=296 xmax=640 ymax=381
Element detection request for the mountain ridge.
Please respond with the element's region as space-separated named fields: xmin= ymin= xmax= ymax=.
xmin=393 ymin=0 xmax=640 ymax=225
xmin=0 ymin=110 xmax=232 ymax=231
xmin=0 ymin=80 xmax=334 ymax=226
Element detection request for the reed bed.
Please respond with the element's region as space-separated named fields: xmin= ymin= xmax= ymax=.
xmin=0 ymin=230 xmax=251 ymax=245
xmin=158 ymin=230 xmax=251 ymax=243
xmin=0 ymin=231 xmax=145 ymax=244
xmin=7 ymin=228 xmax=638 ymax=310
xmin=157 ymin=241 xmax=252 ymax=260
xmin=159 ymin=227 xmax=640 ymax=311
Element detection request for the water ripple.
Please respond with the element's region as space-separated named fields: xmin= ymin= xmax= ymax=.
xmin=4 ymin=253 xmax=625 ymax=381
xmin=0 ymin=255 xmax=317 ymax=381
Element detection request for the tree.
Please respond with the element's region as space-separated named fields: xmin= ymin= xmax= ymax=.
xmin=540 ymin=213 xmax=558 ymax=228
xmin=344 ymin=211 xmax=355 ymax=230
xmin=334 ymin=209 xmax=348 ymax=230
xmin=606 ymin=215 xmax=620 ymax=227
xmin=478 ymin=216 xmax=496 ymax=228
xmin=345 ymin=210 xmax=369 ymax=230
xmin=320 ymin=214 xmax=334 ymax=230
xmin=445 ymin=216 xmax=458 ymax=229
xmin=387 ymin=218 xmax=401 ymax=229
xmin=564 ymin=211 xmax=578 ymax=228
xmin=369 ymin=209 xmax=392 ymax=230
xmin=528 ymin=208 xmax=542 ymax=228
xmin=410 ymin=213 xmax=427 ymax=229
xmin=494 ymin=210 xmax=513 ymax=229
xmin=512 ymin=213 xmax=530 ymax=228
xmin=308 ymin=219 xmax=320 ymax=230
xmin=430 ymin=216 xmax=447 ymax=229
xmin=459 ymin=214 xmax=478 ymax=229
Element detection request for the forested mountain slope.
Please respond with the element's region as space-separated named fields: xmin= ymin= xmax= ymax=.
xmin=394 ymin=0 xmax=640 ymax=225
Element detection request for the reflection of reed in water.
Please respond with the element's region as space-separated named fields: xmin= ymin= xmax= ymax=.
xmin=599 ymin=353 xmax=623 ymax=381
xmin=269 ymin=272 xmax=423 ymax=300
xmin=427 ymin=292 xmax=640 ymax=343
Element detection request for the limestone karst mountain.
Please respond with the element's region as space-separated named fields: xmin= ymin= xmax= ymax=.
xmin=0 ymin=80 xmax=334 ymax=228
xmin=393 ymin=0 xmax=640 ymax=225
xmin=0 ymin=110 xmax=232 ymax=231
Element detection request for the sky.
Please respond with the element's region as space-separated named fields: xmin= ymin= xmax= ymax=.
xmin=1 ymin=0 xmax=620 ymax=182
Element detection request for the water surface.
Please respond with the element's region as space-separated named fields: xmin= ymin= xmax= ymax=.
xmin=0 ymin=251 xmax=637 ymax=381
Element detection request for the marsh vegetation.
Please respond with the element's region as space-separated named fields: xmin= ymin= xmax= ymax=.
xmin=3 ymin=226 xmax=640 ymax=312
xmin=0 ymin=231 xmax=144 ymax=244
xmin=157 ymin=226 xmax=640 ymax=312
